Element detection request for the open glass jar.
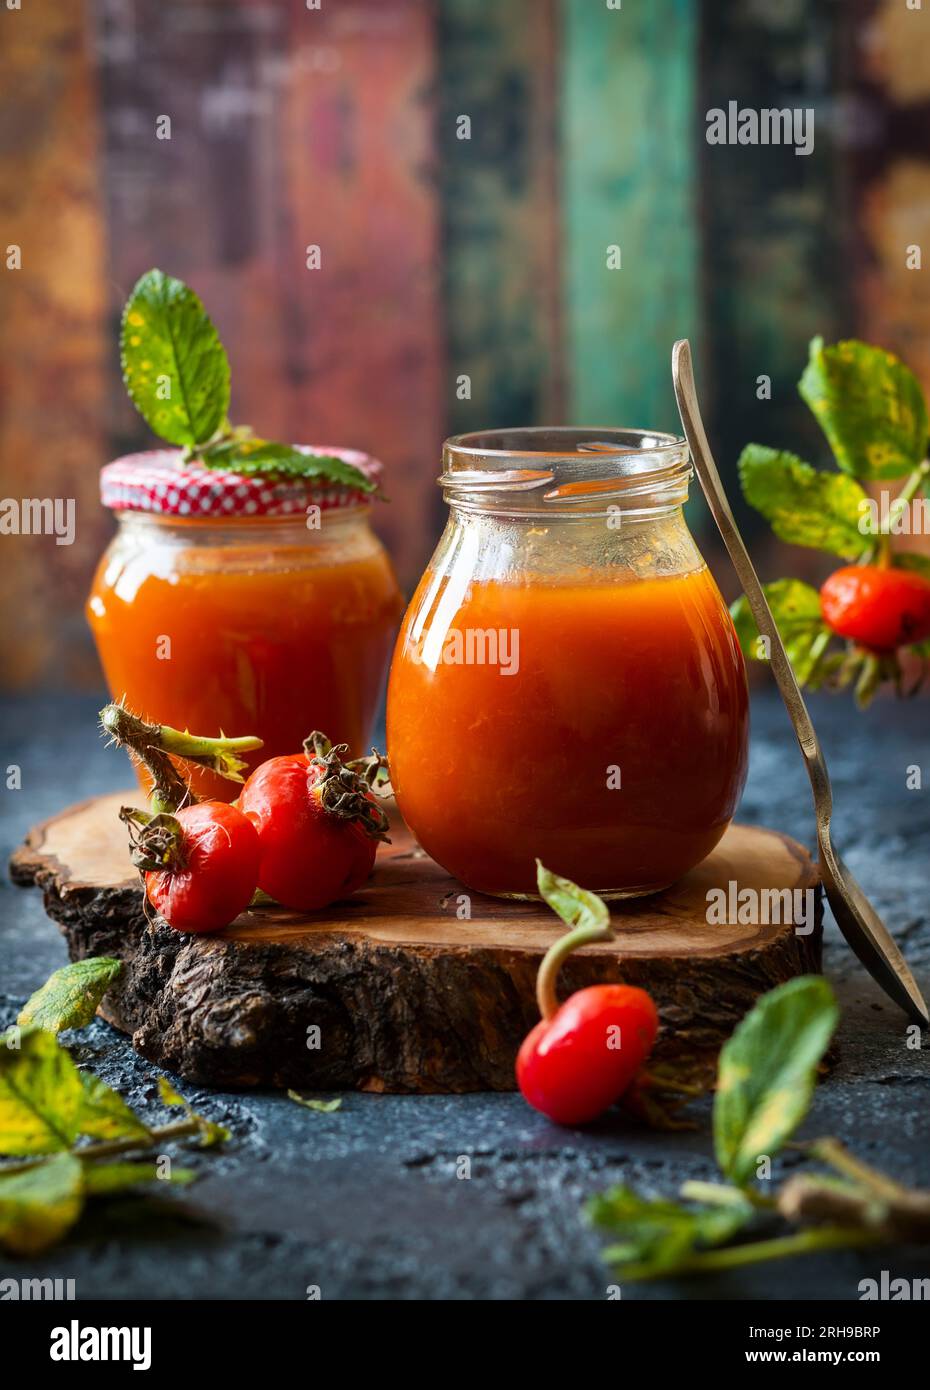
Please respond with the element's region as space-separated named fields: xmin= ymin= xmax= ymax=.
xmin=88 ymin=449 xmax=403 ymax=800
xmin=386 ymin=427 xmax=749 ymax=898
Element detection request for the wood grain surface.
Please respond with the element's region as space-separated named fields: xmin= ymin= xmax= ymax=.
xmin=12 ymin=791 xmax=823 ymax=1092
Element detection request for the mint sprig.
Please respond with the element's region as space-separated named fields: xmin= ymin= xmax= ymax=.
xmin=121 ymin=269 xmax=230 ymax=446
xmin=120 ymin=269 xmax=373 ymax=492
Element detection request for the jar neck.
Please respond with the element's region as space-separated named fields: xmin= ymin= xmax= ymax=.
xmin=440 ymin=426 xmax=692 ymax=520
xmin=111 ymin=504 xmax=372 ymax=547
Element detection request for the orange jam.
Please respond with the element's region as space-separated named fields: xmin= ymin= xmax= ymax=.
xmin=88 ymin=512 xmax=403 ymax=800
xmin=387 ymin=565 xmax=749 ymax=897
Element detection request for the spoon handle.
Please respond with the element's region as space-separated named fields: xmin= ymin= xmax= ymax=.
xmin=672 ymin=338 xmax=928 ymax=1024
xmin=672 ymin=340 xmax=823 ymax=769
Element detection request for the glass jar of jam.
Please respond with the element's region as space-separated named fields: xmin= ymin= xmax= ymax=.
xmin=386 ymin=427 xmax=749 ymax=899
xmin=88 ymin=448 xmax=403 ymax=800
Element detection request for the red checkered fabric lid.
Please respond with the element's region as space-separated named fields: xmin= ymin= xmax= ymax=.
xmin=100 ymin=448 xmax=382 ymax=518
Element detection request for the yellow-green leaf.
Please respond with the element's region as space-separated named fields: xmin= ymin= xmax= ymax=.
xmin=18 ymin=957 xmax=122 ymax=1034
xmin=157 ymin=1076 xmax=229 ymax=1147
xmin=799 ymin=337 xmax=929 ymax=480
xmin=0 ymin=1153 xmax=84 ymax=1255
xmin=0 ymin=1028 xmax=87 ymax=1156
xmin=535 ymin=863 xmax=609 ymax=935
xmin=738 ymin=445 xmax=868 ymax=559
xmin=587 ymin=1184 xmax=753 ymax=1279
xmin=79 ymin=1073 xmax=151 ymax=1143
xmin=287 ymin=1091 xmax=342 ymax=1113
xmin=714 ymin=977 xmax=839 ymax=1185
xmin=730 ymin=580 xmax=827 ymax=684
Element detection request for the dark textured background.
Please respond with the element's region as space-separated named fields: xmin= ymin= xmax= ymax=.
xmin=1 ymin=691 xmax=927 ymax=1300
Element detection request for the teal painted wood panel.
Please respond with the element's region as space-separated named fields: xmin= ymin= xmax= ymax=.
xmin=437 ymin=0 xmax=564 ymax=435
xmin=562 ymin=0 xmax=699 ymax=436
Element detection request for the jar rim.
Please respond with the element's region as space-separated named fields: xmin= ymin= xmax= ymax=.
xmin=440 ymin=426 xmax=691 ymax=513
xmin=444 ymin=425 xmax=686 ymax=461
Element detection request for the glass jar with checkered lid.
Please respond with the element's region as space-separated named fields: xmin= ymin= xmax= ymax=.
xmin=87 ymin=448 xmax=403 ymax=800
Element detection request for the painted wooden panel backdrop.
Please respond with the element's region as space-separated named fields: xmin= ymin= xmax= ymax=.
xmin=1 ymin=0 xmax=928 ymax=689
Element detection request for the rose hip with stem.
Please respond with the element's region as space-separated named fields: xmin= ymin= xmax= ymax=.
xmin=516 ymin=863 xmax=659 ymax=1126
xmin=102 ymin=700 xmax=265 ymax=933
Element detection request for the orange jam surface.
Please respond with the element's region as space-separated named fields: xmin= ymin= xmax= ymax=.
xmin=88 ymin=540 xmax=403 ymax=800
xmin=386 ymin=565 xmax=749 ymax=896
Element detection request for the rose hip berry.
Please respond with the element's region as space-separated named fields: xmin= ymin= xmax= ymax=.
xmin=820 ymin=565 xmax=930 ymax=653
xmin=238 ymin=732 xmax=389 ymax=912
xmin=124 ymin=800 xmax=261 ymax=934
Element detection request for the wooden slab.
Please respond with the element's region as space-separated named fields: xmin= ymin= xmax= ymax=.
xmin=11 ymin=793 xmax=822 ymax=1093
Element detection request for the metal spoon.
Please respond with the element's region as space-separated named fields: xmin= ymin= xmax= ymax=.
xmin=672 ymin=338 xmax=928 ymax=1025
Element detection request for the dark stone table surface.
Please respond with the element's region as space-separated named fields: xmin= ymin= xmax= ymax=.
xmin=1 ymin=691 xmax=928 ymax=1301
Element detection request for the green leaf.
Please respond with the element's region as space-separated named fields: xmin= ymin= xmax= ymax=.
xmin=199 ymin=439 xmax=375 ymax=491
xmin=157 ymin=1076 xmax=229 ymax=1148
xmin=287 ymin=1091 xmax=342 ymax=1113
xmin=0 ymin=1152 xmax=84 ymax=1255
xmin=714 ymin=977 xmax=839 ymax=1186
xmin=121 ymin=268 xmax=230 ymax=446
xmin=799 ymin=337 xmax=929 ymax=480
xmin=536 ymin=863 xmax=609 ymax=935
xmin=18 ymin=957 xmax=122 ymax=1034
xmin=738 ymin=445 xmax=868 ymax=559
xmin=896 ymin=552 xmax=930 ymax=582
xmin=730 ymin=580 xmax=828 ymax=684
xmin=587 ymin=1185 xmax=753 ymax=1279
xmin=0 ymin=1027 xmax=88 ymax=1155
xmin=80 ymin=1160 xmax=196 ymax=1196
xmin=79 ymin=1073 xmax=151 ymax=1143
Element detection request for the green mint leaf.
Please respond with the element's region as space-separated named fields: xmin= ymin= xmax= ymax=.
xmin=79 ymin=1073 xmax=151 ymax=1143
xmin=287 ymin=1091 xmax=342 ymax=1113
xmin=81 ymin=1160 xmax=197 ymax=1196
xmin=799 ymin=337 xmax=929 ymax=480
xmin=536 ymin=864 xmax=609 ymax=935
xmin=738 ymin=445 xmax=868 ymax=559
xmin=199 ymin=439 xmax=375 ymax=491
xmin=157 ymin=1076 xmax=229 ymax=1147
xmin=730 ymin=580 xmax=828 ymax=684
xmin=0 ymin=1152 xmax=84 ymax=1255
xmin=896 ymin=552 xmax=930 ymax=582
xmin=0 ymin=1027 xmax=88 ymax=1155
xmin=121 ymin=268 xmax=230 ymax=446
xmin=714 ymin=976 xmax=839 ymax=1186
xmin=18 ymin=957 xmax=122 ymax=1034
xmin=587 ymin=1184 xmax=753 ymax=1279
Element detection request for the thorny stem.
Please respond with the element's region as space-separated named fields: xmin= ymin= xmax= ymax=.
xmin=606 ymin=1227 xmax=884 ymax=1282
xmin=809 ymin=1137 xmax=910 ymax=1202
xmin=101 ymin=704 xmax=191 ymax=813
xmin=100 ymin=702 xmax=263 ymax=813
xmin=535 ymin=893 xmax=613 ymax=1022
xmin=890 ymin=458 xmax=930 ymax=515
xmin=0 ymin=1118 xmax=201 ymax=1176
